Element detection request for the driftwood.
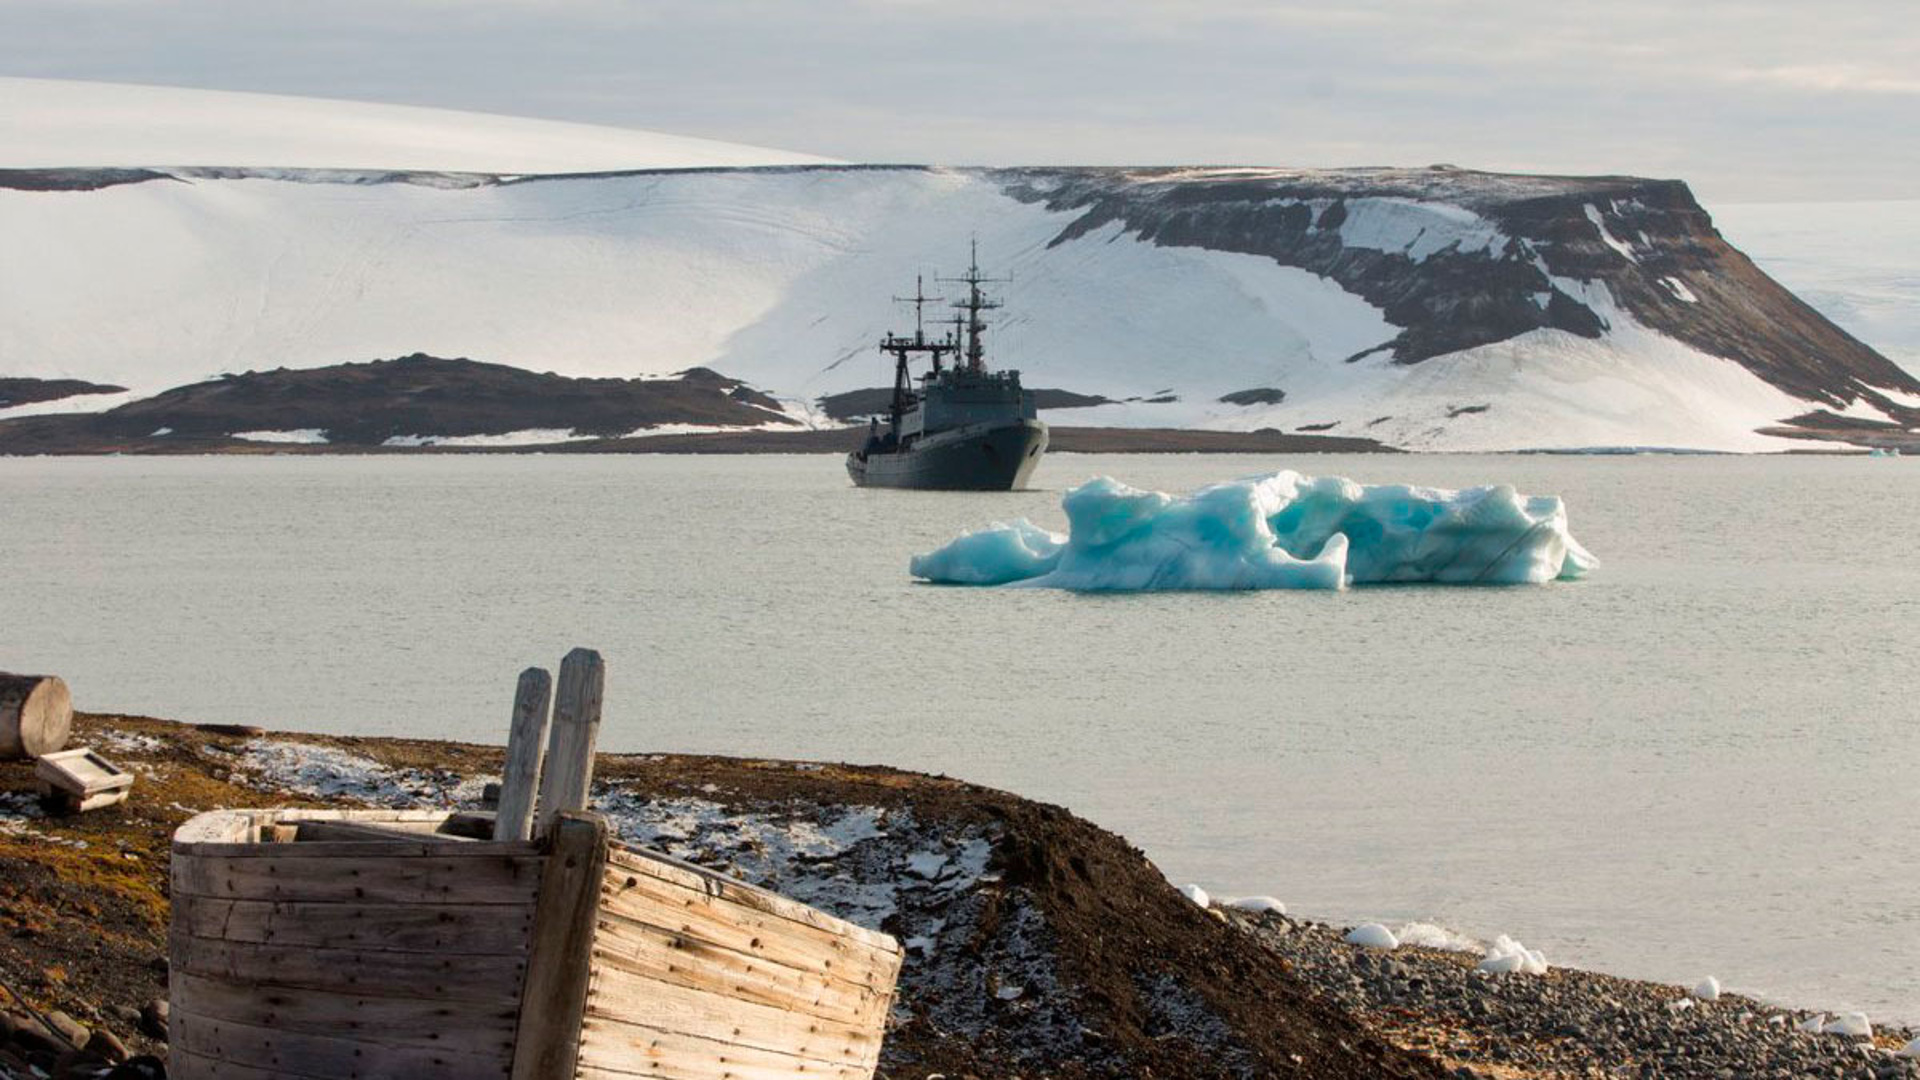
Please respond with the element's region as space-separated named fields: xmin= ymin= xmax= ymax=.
xmin=0 ymin=672 xmax=71 ymax=759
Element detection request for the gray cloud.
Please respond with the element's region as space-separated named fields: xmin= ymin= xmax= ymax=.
xmin=0 ymin=0 xmax=1913 ymax=201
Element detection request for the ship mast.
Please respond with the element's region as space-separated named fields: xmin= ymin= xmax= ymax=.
xmin=940 ymin=238 xmax=1008 ymax=374
xmin=880 ymin=274 xmax=954 ymax=423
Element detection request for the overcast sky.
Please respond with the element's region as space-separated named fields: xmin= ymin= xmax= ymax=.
xmin=2 ymin=0 xmax=1914 ymax=203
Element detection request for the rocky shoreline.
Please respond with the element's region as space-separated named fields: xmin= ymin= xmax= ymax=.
xmin=1 ymin=713 xmax=1912 ymax=1079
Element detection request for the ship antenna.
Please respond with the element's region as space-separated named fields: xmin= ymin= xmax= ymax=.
xmin=891 ymin=273 xmax=943 ymax=346
xmin=939 ymin=237 xmax=1008 ymax=373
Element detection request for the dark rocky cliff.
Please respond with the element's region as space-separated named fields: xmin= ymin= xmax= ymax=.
xmin=995 ymin=166 xmax=1918 ymax=414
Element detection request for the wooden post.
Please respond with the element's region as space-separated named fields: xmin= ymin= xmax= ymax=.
xmin=494 ymin=667 xmax=554 ymax=842
xmin=0 ymin=673 xmax=72 ymax=760
xmin=509 ymin=812 xmax=609 ymax=1080
xmin=534 ymin=649 xmax=604 ymax=835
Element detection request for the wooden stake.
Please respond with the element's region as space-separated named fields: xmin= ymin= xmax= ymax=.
xmin=494 ymin=667 xmax=553 ymax=842
xmin=535 ymin=649 xmax=604 ymax=835
xmin=510 ymin=812 xmax=609 ymax=1080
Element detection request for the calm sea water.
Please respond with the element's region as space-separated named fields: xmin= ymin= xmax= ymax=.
xmin=3 ymin=452 xmax=1915 ymax=1021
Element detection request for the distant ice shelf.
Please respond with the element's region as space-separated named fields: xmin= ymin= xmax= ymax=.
xmin=909 ymin=472 xmax=1596 ymax=591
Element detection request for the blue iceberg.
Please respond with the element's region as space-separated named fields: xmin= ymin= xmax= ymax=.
xmin=909 ymin=472 xmax=1597 ymax=591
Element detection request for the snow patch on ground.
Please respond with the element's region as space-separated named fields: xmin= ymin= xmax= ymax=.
xmin=1334 ymin=197 xmax=1510 ymax=262
xmin=1477 ymin=934 xmax=1550 ymax=975
xmin=225 ymin=738 xmax=491 ymax=807
xmin=1345 ymin=923 xmax=1400 ymax=949
xmin=96 ymin=731 xmax=166 ymax=755
xmin=1660 ymin=276 xmax=1699 ymax=303
xmin=1584 ymin=203 xmax=1640 ymax=263
xmin=0 ymin=389 xmax=145 ymax=421
xmin=585 ymin=784 xmax=1101 ymax=1061
xmin=382 ymin=428 xmax=595 ymax=448
xmin=233 ymin=428 xmax=329 ymax=444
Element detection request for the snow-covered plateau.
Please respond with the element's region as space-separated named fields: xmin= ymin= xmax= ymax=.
xmin=2 ymin=80 xmax=1915 ymax=452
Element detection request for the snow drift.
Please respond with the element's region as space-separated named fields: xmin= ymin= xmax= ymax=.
xmin=908 ymin=471 xmax=1595 ymax=591
xmin=0 ymin=76 xmax=830 ymax=172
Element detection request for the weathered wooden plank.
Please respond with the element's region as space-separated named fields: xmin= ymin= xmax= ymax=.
xmin=608 ymin=845 xmax=897 ymax=954
xmin=581 ymin=965 xmax=880 ymax=1071
xmin=178 ymin=809 xmax=536 ymax=854
xmin=534 ymin=648 xmax=604 ymax=833
xmin=171 ymin=1007 xmax=512 ymax=1079
xmin=172 ymin=896 xmax=534 ymax=955
xmin=171 ymin=971 xmax=521 ymax=1055
xmin=170 ymin=1045 xmax=339 ymax=1080
xmin=576 ymin=1021 xmax=869 ymax=1080
xmin=170 ymin=935 xmax=526 ymax=1006
xmin=171 ymin=851 xmax=543 ymax=904
xmin=589 ymin=922 xmax=888 ymax=1030
xmin=496 ymin=667 xmax=553 ymax=842
xmin=598 ymin=875 xmax=893 ymax=991
xmin=510 ymin=812 xmax=610 ymax=1080
xmin=292 ymin=820 xmax=474 ymax=845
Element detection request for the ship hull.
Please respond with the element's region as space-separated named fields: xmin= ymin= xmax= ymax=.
xmin=847 ymin=419 xmax=1048 ymax=490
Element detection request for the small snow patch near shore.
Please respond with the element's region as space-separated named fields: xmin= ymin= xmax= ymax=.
xmin=1225 ymin=895 xmax=1286 ymax=915
xmin=1179 ymin=883 xmax=1211 ymax=908
xmin=1477 ymin=934 xmax=1549 ymax=975
xmin=226 ymin=738 xmax=490 ymax=807
xmin=1823 ymin=1011 xmax=1872 ymax=1037
xmin=1693 ymin=975 xmax=1722 ymax=1001
xmin=1345 ymin=923 xmax=1399 ymax=949
xmin=233 ymin=428 xmax=329 ymax=444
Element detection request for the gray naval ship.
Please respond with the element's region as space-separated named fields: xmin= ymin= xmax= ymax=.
xmin=846 ymin=246 xmax=1048 ymax=490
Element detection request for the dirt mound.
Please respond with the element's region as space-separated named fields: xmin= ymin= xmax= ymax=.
xmin=0 ymin=716 xmax=1444 ymax=1078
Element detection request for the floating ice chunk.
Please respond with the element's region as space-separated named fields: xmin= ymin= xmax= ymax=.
xmin=911 ymin=472 xmax=1595 ymax=591
xmin=1692 ymin=976 xmax=1721 ymax=1001
xmin=1178 ymin=883 xmax=1211 ymax=908
xmin=1477 ymin=934 xmax=1549 ymax=975
xmin=1225 ymin=895 xmax=1286 ymax=915
xmin=1823 ymin=1012 xmax=1871 ymax=1037
xmin=1395 ymin=922 xmax=1483 ymax=953
xmin=1797 ymin=1013 xmax=1828 ymax=1033
xmin=908 ymin=518 xmax=1066 ymax=586
xmin=1344 ymin=923 xmax=1399 ymax=949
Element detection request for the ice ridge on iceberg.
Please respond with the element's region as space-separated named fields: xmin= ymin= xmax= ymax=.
xmin=909 ymin=472 xmax=1596 ymax=591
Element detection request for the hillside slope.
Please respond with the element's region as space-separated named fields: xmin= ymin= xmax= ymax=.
xmin=2 ymin=160 xmax=1912 ymax=450
xmin=0 ymin=76 xmax=831 ymax=172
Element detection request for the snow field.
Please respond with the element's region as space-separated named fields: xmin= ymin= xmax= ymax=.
xmin=0 ymin=158 xmax=1859 ymax=452
xmin=0 ymin=76 xmax=831 ymax=172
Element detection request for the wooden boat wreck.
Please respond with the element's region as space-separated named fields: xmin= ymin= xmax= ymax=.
xmin=167 ymin=649 xmax=903 ymax=1080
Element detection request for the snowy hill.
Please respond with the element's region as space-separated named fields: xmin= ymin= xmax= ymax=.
xmin=0 ymin=82 xmax=1913 ymax=452
xmin=1713 ymin=200 xmax=1920 ymax=380
xmin=0 ymin=77 xmax=831 ymax=172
